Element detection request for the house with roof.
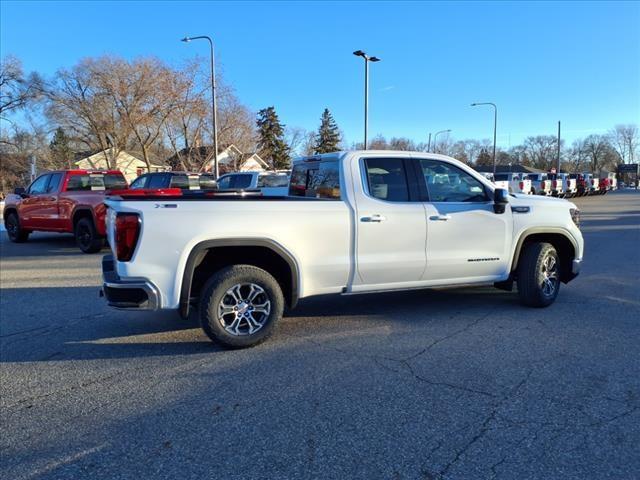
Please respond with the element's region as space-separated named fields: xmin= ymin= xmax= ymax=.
xmin=166 ymin=144 xmax=269 ymax=174
xmin=75 ymin=148 xmax=167 ymax=182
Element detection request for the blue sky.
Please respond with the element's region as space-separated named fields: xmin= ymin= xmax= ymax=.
xmin=1 ymin=0 xmax=639 ymax=147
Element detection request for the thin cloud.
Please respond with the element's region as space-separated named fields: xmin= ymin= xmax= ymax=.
xmin=379 ymin=85 xmax=395 ymax=92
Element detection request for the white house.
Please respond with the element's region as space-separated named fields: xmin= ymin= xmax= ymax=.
xmin=206 ymin=145 xmax=269 ymax=173
xmin=75 ymin=149 xmax=166 ymax=182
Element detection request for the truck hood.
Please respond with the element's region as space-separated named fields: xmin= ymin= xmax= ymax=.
xmin=509 ymin=193 xmax=577 ymax=210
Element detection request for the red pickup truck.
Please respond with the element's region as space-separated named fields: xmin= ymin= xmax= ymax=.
xmin=3 ymin=170 xmax=128 ymax=253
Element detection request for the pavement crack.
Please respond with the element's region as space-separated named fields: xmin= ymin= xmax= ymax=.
xmin=402 ymin=312 xmax=491 ymax=363
xmin=437 ymin=369 xmax=533 ymax=478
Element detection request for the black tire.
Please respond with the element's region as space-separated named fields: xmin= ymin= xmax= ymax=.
xmin=74 ymin=217 xmax=104 ymax=253
xmin=199 ymin=265 xmax=284 ymax=348
xmin=517 ymin=242 xmax=561 ymax=308
xmin=5 ymin=212 xmax=29 ymax=243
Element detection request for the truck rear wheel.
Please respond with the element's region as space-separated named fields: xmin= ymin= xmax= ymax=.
xmin=199 ymin=265 xmax=284 ymax=348
xmin=74 ymin=217 xmax=104 ymax=253
xmin=5 ymin=212 xmax=29 ymax=243
xmin=517 ymin=242 xmax=560 ymax=308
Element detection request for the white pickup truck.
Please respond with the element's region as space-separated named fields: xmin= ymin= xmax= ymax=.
xmin=102 ymin=151 xmax=584 ymax=348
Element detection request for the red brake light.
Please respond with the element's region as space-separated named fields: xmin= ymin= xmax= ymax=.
xmin=115 ymin=213 xmax=140 ymax=262
xmin=519 ymin=181 xmax=524 ymax=190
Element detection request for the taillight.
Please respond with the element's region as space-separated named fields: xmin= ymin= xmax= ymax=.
xmin=519 ymin=181 xmax=524 ymax=190
xmin=115 ymin=213 xmax=140 ymax=262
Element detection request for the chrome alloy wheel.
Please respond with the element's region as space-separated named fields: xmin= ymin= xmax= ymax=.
xmin=541 ymin=254 xmax=559 ymax=297
xmin=218 ymin=283 xmax=271 ymax=336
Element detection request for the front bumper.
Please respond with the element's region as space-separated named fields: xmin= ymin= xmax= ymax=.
xmin=101 ymin=254 xmax=159 ymax=310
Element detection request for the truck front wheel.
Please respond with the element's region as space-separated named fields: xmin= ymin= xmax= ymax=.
xmin=199 ymin=265 xmax=284 ymax=348
xmin=5 ymin=212 xmax=29 ymax=243
xmin=74 ymin=217 xmax=104 ymax=253
xmin=517 ymin=242 xmax=560 ymax=308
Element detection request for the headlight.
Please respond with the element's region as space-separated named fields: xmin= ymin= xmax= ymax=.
xmin=570 ymin=208 xmax=580 ymax=228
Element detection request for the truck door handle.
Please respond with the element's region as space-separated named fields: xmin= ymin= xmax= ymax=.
xmin=429 ymin=214 xmax=451 ymax=221
xmin=361 ymin=214 xmax=386 ymax=223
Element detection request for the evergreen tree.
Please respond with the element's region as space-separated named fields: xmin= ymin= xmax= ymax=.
xmin=256 ymin=106 xmax=290 ymax=170
xmin=49 ymin=127 xmax=74 ymax=169
xmin=313 ymin=108 xmax=341 ymax=154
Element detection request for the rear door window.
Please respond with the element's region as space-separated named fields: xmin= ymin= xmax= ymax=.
xmin=363 ymin=158 xmax=410 ymax=202
xmin=148 ymin=174 xmax=167 ymax=189
xmin=231 ymin=174 xmax=253 ymax=189
xmin=46 ymin=173 xmax=64 ymax=193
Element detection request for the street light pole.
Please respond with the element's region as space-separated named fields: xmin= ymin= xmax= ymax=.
xmin=471 ymin=102 xmax=497 ymax=175
xmin=353 ymin=50 xmax=380 ymax=149
xmin=182 ymin=35 xmax=219 ymax=178
xmin=433 ymin=129 xmax=452 ymax=153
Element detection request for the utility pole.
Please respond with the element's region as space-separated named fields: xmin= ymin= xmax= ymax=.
xmin=427 ymin=133 xmax=432 ymax=152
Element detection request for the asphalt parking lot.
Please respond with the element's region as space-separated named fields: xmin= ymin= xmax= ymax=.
xmin=1 ymin=190 xmax=639 ymax=480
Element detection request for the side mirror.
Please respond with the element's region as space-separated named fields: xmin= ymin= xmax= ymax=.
xmin=493 ymin=188 xmax=509 ymax=214
xmin=14 ymin=187 xmax=27 ymax=197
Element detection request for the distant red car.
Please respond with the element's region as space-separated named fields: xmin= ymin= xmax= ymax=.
xmin=3 ymin=170 xmax=128 ymax=253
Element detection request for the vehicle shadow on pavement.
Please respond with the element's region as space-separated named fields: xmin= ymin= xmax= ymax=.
xmin=0 ymin=285 xmax=520 ymax=363
xmin=290 ymin=286 xmax=518 ymax=319
xmin=0 ymin=232 xmax=110 ymax=258
xmin=0 ymin=285 xmax=216 ymax=363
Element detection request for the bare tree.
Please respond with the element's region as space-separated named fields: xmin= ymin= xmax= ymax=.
xmin=609 ymin=124 xmax=639 ymax=164
xmin=388 ymin=137 xmax=416 ymax=151
xmin=523 ymin=135 xmax=558 ymax=170
xmin=45 ymin=57 xmax=134 ymax=169
xmin=91 ymin=56 xmax=185 ymax=170
xmin=0 ymin=56 xmax=42 ymax=126
xmin=582 ymin=134 xmax=617 ymax=173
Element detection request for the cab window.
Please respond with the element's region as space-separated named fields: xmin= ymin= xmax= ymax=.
xmin=418 ymin=160 xmax=488 ymax=202
xmin=289 ymin=161 xmax=340 ymax=199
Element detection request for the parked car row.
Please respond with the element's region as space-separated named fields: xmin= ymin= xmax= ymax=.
xmin=483 ymin=171 xmax=618 ymax=198
xmin=3 ymin=168 xmax=292 ymax=252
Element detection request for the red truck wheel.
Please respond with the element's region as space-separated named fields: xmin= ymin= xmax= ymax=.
xmin=5 ymin=212 xmax=30 ymax=243
xmin=74 ymin=217 xmax=104 ymax=253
